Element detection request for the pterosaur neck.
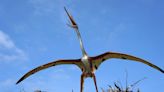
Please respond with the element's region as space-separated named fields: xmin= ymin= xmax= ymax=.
xmin=75 ymin=29 xmax=88 ymax=57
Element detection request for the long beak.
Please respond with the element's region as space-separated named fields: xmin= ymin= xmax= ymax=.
xmin=64 ymin=7 xmax=78 ymax=29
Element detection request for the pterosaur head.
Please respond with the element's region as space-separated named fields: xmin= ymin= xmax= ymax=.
xmin=64 ymin=7 xmax=78 ymax=29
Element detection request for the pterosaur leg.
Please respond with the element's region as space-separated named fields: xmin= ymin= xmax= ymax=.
xmin=92 ymin=74 xmax=98 ymax=92
xmin=80 ymin=74 xmax=85 ymax=92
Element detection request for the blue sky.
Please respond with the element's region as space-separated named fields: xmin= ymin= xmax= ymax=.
xmin=0 ymin=0 xmax=164 ymax=92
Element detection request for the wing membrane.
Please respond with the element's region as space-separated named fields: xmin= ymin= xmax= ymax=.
xmin=16 ymin=59 xmax=83 ymax=84
xmin=91 ymin=52 xmax=164 ymax=73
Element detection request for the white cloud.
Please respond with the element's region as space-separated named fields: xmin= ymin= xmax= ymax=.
xmin=0 ymin=30 xmax=27 ymax=62
xmin=0 ymin=31 xmax=15 ymax=49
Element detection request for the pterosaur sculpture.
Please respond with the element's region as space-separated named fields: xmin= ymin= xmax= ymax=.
xmin=16 ymin=7 xmax=164 ymax=92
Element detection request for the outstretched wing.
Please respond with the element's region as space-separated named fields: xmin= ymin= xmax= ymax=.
xmin=91 ymin=52 xmax=164 ymax=73
xmin=16 ymin=59 xmax=83 ymax=84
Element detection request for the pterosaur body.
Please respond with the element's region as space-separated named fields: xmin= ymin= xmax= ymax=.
xmin=16 ymin=7 xmax=164 ymax=92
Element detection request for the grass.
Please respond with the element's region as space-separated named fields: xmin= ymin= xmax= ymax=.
xmin=101 ymin=77 xmax=146 ymax=92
